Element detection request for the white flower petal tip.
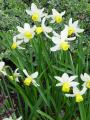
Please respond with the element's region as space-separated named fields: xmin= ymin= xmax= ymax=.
xmin=23 ymin=69 xmax=29 ymax=77
xmin=50 ymin=46 xmax=59 ymax=52
xmin=0 ymin=61 xmax=5 ymax=70
xmin=31 ymin=71 xmax=38 ymax=78
xmin=0 ymin=61 xmax=6 ymax=76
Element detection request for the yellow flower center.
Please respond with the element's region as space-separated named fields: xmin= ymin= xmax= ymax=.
xmin=24 ymin=76 xmax=33 ymax=86
xmin=76 ymin=94 xmax=83 ymax=102
xmin=60 ymin=41 xmax=70 ymax=51
xmin=36 ymin=27 xmax=43 ymax=34
xmin=11 ymin=42 xmax=17 ymax=49
xmin=62 ymin=82 xmax=70 ymax=92
xmin=54 ymin=15 xmax=63 ymax=23
xmin=32 ymin=13 xmax=39 ymax=21
xmin=68 ymin=26 xmax=75 ymax=36
xmin=24 ymin=31 xmax=33 ymax=39
xmin=86 ymin=80 xmax=90 ymax=88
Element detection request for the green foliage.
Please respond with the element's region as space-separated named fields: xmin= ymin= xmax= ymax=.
xmin=0 ymin=0 xmax=28 ymax=31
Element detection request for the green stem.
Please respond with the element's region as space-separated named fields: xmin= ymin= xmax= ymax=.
xmin=78 ymin=102 xmax=86 ymax=120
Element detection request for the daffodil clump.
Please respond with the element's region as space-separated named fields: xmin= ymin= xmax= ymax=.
xmin=7 ymin=3 xmax=88 ymax=103
xmin=1 ymin=3 xmax=89 ymax=119
xmin=11 ymin=3 xmax=84 ymax=51
xmin=1 ymin=2 xmax=89 ymax=120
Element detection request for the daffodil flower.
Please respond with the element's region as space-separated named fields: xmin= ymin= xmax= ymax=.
xmin=8 ymin=68 xmax=21 ymax=82
xmin=49 ymin=9 xmax=65 ymax=23
xmin=26 ymin=3 xmax=46 ymax=22
xmin=0 ymin=61 xmax=7 ymax=75
xmin=50 ymin=28 xmax=76 ymax=51
xmin=17 ymin=23 xmax=36 ymax=43
xmin=55 ymin=73 xmax=78 ymax=93
xmin=65 ymin=86 xmax=87 ymax=102
xmin=23 ymin=69 xmax=39 ymax=87
xmin=65 ymin=18 xmax=84 ymax=36
xmin=11 ymin=36 xmax=24 ymax=49
xmin=81 ymin=73 xmax=90 ymax=89
xmin=3 ymin=116 xmax=22 ymax=120
xmin=35 ymin=17 xmax=52 ymax=39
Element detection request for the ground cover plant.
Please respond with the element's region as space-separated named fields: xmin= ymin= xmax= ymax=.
xmin=0 ymin=0 xmax=90 ymax=120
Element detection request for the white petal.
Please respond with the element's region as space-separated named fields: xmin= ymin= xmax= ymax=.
xmin=23 ymin=69 xmax=29 ymax=77
xmin=15 ymin=34 xmax=24 ymax=40
xmin=81 ymin=73 xmax=90 ymax=82
xmin=73 ymin=87 xmax=80 ymax=94
xmin=44 ymin=32 xmax=52 ymax=39
xmin=80 ymin=86 xmax=87 ymax=95
xmin=50 ymin=45 xmax=60 ymax=51
xmin=14 ymin=68 xmax=19 ymax=74
xmin=67 ymin=37 xmax=76 ymax=41
xmin=32 ymin=25 xmax=36 ymax=31
xmin=24 ymin=23 xmax=30 ymax=31
xmin=69 ymin=75 xmax=77 ymax=82
xmin=47 ymin=15 xmax=53 ymax=19
xmin=80 ymin=74 xmax=86 ymax=81
xmin=31 ymin=3 xmax=38 ymax=11
xmin=26 ymin=10 xmax=32 ymax=15
xmin=41 ymin=8 xmax=44 ymax=12
xmin=18 ymin=46 xmax=25 ymax=50
xmin=76 ymin=28 xmax=84 ymax=33
xmin=84 ymin=73 xmax=90 ymax=79
xmin=54 ymin=76 xmax=62 ymax=81
xmin=70 ymin=82 xmax=79 ymax=87
xmin=0 ymin=61 xmax=5 ymax=70
xmin=32 ymin=80 xmax=39 ymax=87
xmin=52 ymin=36 xmax=60 ymax=44
xmin=45 ymin=27 xmax=52 ymax=33
xmin=13 ymin=36 xmax=17 ymax=42
xmin=53 ymin=31 xmax=60 ymax=38
xmin=82 ymin=82 xmax=86 ymax=87
xmin=17 ymin=26 xmax=24 ymax=33
xmin=69 ymin=18 xmax=73 ymax=26
xmin=62 ymin=73 xmax=69 ymax=82
xmin=31 ymin=71 xmax=38 ymax=78
xmin=60 ymin=11 xmax=65 ymax=16
xmin=75 ymin=33 xmax=79 ymax=37
xmin=3 ymin=118 xmax=9 ymax=120
xmin=17 ymin=40 xmax=23 ymax=45
xmin=39 ymin=8 xmax=46 ymax=18
xmin=23 ymin=38 xmax=29 ymax=43
xmin=16 ymin=78 xmax=19 ymax=82
xmin=1 ymin=71 xmax=7 ymax=76
xmin=56 ymin=83 xmax=63 ymax=86
xmin=73 ymin=20 xmax=78 ymax=28
xmin=61 ymin=28 xmax=68 ymax=40
xmin=17 ymin=116 xmax=22 ymax=120
xmin=65 ymin=94 xmax=75 ymax=97
xmin=50 ymin=19 xmax=55 ymax=23
xmin=52 ymin=9 xmax=59 ymax=16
